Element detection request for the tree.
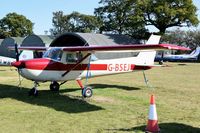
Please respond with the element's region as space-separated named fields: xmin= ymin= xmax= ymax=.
xmin=67 ymin=12 xmax=100 ymax=33
xmin=50 ymin=11 xmax=69 ymax=35
xmin=136 ymin=0 xmax=199 ymax=34
xmin=94 ymin=0 xmax=147 ymax=38
xmin=50 ymin=11 xmax=100 ymax=36
xmin=184 ymin=30 xmax=200 ymax=48
xmin=162 ymin=28 xmax=200 ymax=49
xmin=0 ymin=12 xmax=33 ymax=38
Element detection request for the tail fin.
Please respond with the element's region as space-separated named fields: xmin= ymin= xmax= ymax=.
xmin=19 ymin=50 xmax=34 ymax=60
xmin=189 ymin=47 xmax=200 ymax=57
xmin=136 ymin=35 xmax=161 ymax=65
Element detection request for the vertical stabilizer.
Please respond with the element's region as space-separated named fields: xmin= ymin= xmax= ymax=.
xmin=190 ymin=47 xmax=200 ymax=57
xmin=136 ymin=35 xmax=161 ymax=65
xmin=145 ymin=34 xmax=161 ymax=45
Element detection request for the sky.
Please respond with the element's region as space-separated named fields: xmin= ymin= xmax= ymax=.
xmin=0 ymin=0 xmax=200 ymax=35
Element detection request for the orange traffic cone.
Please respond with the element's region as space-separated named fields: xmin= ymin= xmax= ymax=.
xmin=146 ymin=94 xmax=160 ymax=133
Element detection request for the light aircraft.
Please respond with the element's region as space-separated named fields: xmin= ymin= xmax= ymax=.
xmin=0 ymin=50 xmax=33 ymax=66
xmin=155 ymin=47 xmax=200 ymax=63
xmin=10 ymin=35 xmax=190 ymax=97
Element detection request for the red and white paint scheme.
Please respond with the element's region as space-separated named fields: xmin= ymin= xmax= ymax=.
xmin=11 ymin=35 xmax=190 ymax=97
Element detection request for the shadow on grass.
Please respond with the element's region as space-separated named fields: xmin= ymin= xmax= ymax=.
xmin=106 ymin=123 xmax=200 ymax=133
xmin=0 ymin=84 xmax=103 ymax=113
xmin=178 ymin=63 xmax=187 ymax=66
xmin=89 ymin=83 xmax=141 ymax=91
xmin=59 ymin=83 xmax=141 ymax=94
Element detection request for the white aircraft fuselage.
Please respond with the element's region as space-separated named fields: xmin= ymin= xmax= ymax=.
xmin=16 ymin=54 xmax=152 ymax=82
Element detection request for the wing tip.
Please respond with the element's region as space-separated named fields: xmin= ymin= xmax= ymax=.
xmin=159 ymin=44 xmax=191 ymax=51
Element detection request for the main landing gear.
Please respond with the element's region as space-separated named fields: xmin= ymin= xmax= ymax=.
xmin=28 ymin=80 xmax=93 ymax=98
xmin=76 ymin=79 xmax=93 ymax=98
xmin=50 ymin=80 xmax=93 ymax=98
xmin=29 ymin=82 xmax=39 ymax=96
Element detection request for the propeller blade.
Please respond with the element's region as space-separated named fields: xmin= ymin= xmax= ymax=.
xmin=14 ymin=43 xmax=23 ymax=87
xmin=14 ymin=43 xmax=19 ymax=61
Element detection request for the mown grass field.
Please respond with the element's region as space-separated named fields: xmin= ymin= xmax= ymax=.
xmin=0 ymin=63 xmax=200 ymax=133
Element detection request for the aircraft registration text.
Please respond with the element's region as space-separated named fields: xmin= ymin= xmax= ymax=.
xmin=107 ymin=64 xmax=132 ymax=71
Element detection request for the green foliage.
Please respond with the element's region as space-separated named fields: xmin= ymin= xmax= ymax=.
xmin=0 ymin=12 xmax=33 ymax=38
xmin=50 ymin=0 xmax=199 ymax=38
xmin=161 ymin=29 xmax=186 ymax=45
xmin=94 ymin=0 xmax=199 ymax=37
xmin=50 ymin=11 xmax=100 ymax=36
xmin=184 ymin=30 xmax=200 ymax=48
xmin=162 ymin=28 xmax=200 ymax=49
xmin=50 ymin=11 xmax=67 ymax=36
xmin=136 ymin=0 xmax=199 ymax=34
xmin=94 ymin=0 xmax=147 ymax=39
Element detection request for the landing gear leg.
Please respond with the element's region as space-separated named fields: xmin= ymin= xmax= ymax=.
xmin=159 ymin=51 xmax=164 ymax=65
xmin=29 ymin=81 xmax=39 ymax=96
xmin=76 ymin=79 xmax=93 ymax=98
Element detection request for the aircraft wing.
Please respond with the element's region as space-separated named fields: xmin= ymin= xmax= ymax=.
xmin=61 ymin=44 xmax=190 ymax=52
xmin=9 ymin=44 xmax=190 ymax=52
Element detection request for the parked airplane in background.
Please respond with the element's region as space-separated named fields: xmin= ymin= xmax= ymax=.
xmin=10 ymin=35 xmax=190 ymax=98
xmin=0 ymin=50 xmax=33 ymax=66
xmin=155 ymin=47 xmax=200 ymax=63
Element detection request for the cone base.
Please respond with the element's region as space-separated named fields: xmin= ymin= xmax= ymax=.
xmin=146 ymin=119 xmax=160 ymax=133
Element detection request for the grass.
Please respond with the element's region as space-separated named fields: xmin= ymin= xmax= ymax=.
xmin=0 ymin=63 xmax=200 ymax=133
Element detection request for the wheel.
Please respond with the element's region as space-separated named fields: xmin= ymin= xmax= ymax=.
xmin=82 ymin=86 xmax=93 ymax=98
xmin=50 ymin=81 xmax=60 ymax=91
xmin=159 ymin=60 xmax=163 ymax=65
xmin=29 ymin=87 xmax=38 ymax=96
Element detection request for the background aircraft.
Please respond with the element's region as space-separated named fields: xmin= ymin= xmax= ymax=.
xmin=155 ymin=47 xmax=200 ymax=63
xmin=10 ymin=35 xmax=190 ymax=97
xmin=0 ymin=50 xmax=33 ymax=66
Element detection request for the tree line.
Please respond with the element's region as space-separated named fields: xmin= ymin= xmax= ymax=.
xmin=0 ymin=0 xmax=199 ymax=47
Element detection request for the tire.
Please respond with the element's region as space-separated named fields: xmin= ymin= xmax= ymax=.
xmin=159 ymin=61 xmax=163 ymax=65
xmin=50 ymin=81 xmax=60 ymax=91
xmin=82 ymin=86 xmax=93 ymax=98
xmin=29 ymin=87 xmax=38 ymax=96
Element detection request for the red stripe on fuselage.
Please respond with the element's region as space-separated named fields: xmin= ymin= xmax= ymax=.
xmin=20 ymin=58 xmax=152 ymax=71
xmin=21 ymin=58 xmax=107 ymax=71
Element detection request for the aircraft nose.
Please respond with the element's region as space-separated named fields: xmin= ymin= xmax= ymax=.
xmin=11 ymin=61 xmax=26 ymax=68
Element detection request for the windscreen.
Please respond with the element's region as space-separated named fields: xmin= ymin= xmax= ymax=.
xmin=43 ymin=48 xmax=62 ymax=61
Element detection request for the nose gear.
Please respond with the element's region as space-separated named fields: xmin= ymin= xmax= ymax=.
xmin=29 ymin=82 xmax=39 ymax=96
